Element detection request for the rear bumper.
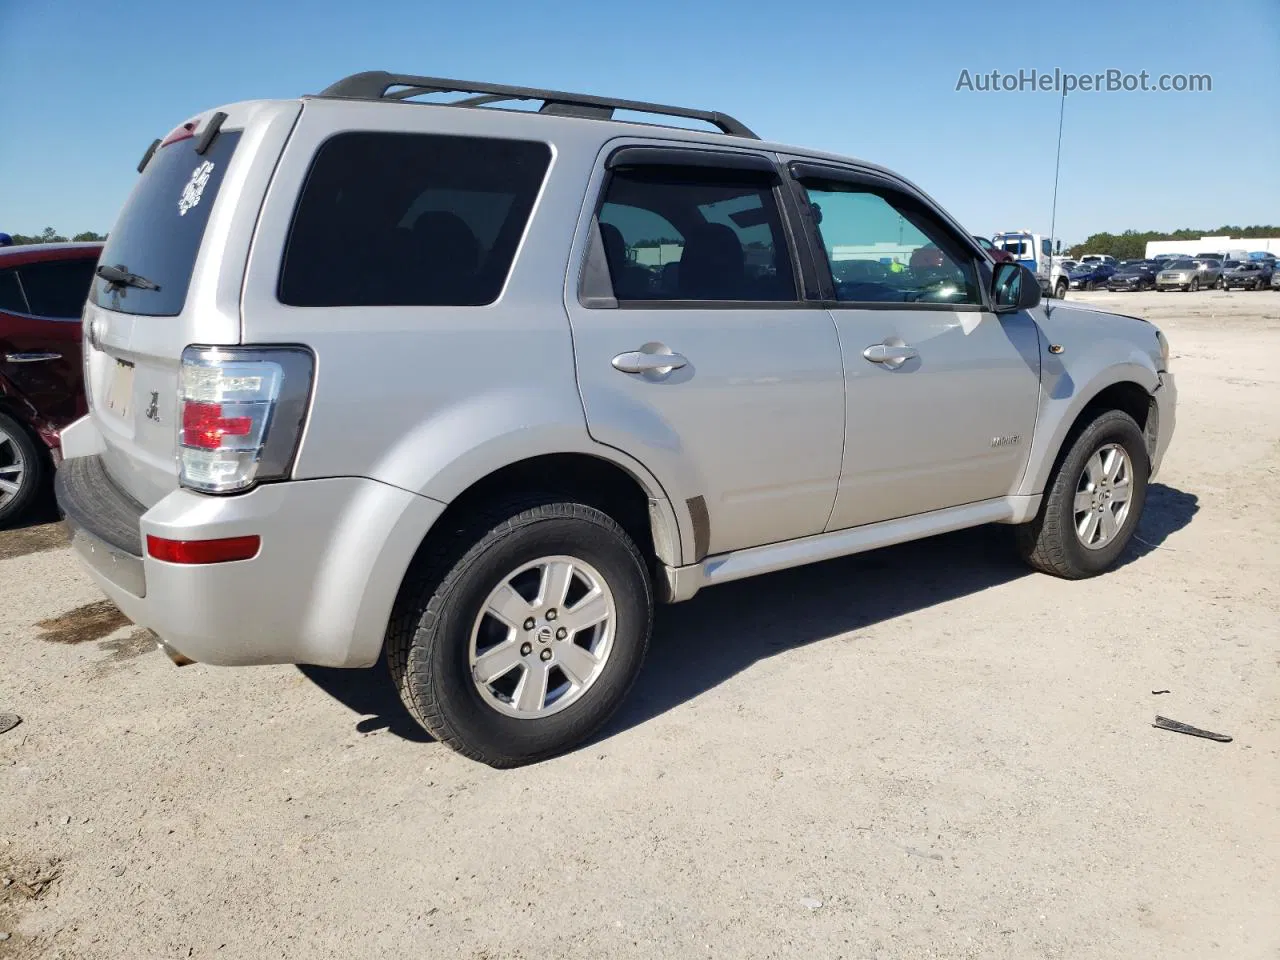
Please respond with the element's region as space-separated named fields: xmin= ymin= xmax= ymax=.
xmin=56 ymin=454 xmax=445 ymax=668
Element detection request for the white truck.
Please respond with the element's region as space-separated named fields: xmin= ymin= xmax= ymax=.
xmin=992 ymin=230 xmax=1070 ymax=298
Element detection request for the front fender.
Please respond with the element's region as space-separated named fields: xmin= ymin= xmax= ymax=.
xmin=1018 ymin=314 xmax=1160 ymax=496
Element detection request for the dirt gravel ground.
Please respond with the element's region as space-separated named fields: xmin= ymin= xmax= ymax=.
xmin=2 ymin=289 xmax=1278 ymax=960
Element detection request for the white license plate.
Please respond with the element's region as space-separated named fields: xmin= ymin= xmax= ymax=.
xmin=104 ymin=360 xmax=135 ymax=419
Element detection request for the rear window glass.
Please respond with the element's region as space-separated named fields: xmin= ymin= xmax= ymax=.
xmin=20 ymin=258 xmax=99 ymax=318
xmin=90 ymin=131 xmax=241 ymax=316
xmin=279 ymin=132 xmax=552 ymax=307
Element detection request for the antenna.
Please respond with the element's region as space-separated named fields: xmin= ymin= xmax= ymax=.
xmin=1047 ymin=88 xmax=1067 ymax=260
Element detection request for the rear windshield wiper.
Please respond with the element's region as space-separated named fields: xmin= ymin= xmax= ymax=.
xmin=97 ymin=263 xmax=161 ymax=292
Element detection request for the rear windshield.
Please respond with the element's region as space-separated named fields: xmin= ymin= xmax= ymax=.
xmin=279 ymin=132 xmax=552 ymax=307
xmin=90 ymin=130 xmax=241 ymax=316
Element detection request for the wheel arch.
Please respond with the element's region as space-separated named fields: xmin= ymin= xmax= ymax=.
xmin=391 ymin=450 xmax=689 ymax=624
xmin=1020 ymin=367 xmax=1158 ymax=497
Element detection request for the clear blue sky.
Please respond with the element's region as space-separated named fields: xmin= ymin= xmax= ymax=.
xmin=2 ymin=0 xmax=1277 ymax=245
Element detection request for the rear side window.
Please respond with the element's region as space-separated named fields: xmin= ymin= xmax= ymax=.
xmin=596 ymin=168 xmax=795 ymax=301
xmin=279 ymin=132 xmax=552 ymax=307
xmin=90 ymin=131 xmax=241 ymax=316
xmin=19 ymin=259 xmax=99 ymax=318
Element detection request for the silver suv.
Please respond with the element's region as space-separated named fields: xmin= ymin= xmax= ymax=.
xmin=57 ymin=72 xmax=1176 ymax=766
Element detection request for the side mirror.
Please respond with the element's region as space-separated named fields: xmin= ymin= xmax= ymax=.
xmin=992 ymin=262 xmax=1041 ymax=312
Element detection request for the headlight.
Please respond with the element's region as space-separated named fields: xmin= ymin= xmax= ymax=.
xmin=1156 ymin=330 xmax=1171 ymax=369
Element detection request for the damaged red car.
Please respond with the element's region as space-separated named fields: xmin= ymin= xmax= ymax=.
xmin=0 ymin=242 xmax=102 ymax=524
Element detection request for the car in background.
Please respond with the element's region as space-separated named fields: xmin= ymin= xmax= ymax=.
xmin=972 ymin=236 xmax=1015 ymax=263
xmin=1156 ymin=258 xmax=1222 ymax=291
xmin=0 ymin=242 xmax=102 ymax=524
xmin=1078 ymin=254 xmax=1118 ymax=267
xmin=1107 ymin=259 xmax=1161 ymax=291
xmin=1222 ymin=260 xmax=1274 ymax=290
xmin=1068 ymin=261 xmax=1117 ymax=290
xmin=1273 ymin=266 xmax=1280 ymax=290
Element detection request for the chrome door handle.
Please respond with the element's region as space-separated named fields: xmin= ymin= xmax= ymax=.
xmin=611 ymin=350 xmax=688 ymax=375
xmin=4 ymin=352 xmax=62 ymax=363
xmin=862 ymin=343 xmax=918 ymax=368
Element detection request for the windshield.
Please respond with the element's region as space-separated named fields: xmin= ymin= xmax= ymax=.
xmin=90 ymin=130 xmax=242 ymax=316
xmin=1223 ymin=260 xmax=1243 ymax=268
xmin=1167 ymin=260 xmax=1195 ymax=269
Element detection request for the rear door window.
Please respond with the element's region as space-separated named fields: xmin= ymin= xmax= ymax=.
xmin=90 ymin=131 xmax=241 ymax=317
xmin=278 ymin=132 xmax=551 ymax=307
xmin=19 ymin=259 xmax=99 ymax=318
xmin=596 ymin=168 xmax=796 ymax=301
xmin=0 ymin=269 xmax=26 ymax=313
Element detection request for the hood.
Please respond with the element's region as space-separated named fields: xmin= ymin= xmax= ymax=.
xmin=1044 ymin=300 xmax=1149 ymax=326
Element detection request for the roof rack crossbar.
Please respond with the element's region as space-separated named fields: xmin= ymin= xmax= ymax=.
xmin=315 ymin=71 xmax=759 ymax=139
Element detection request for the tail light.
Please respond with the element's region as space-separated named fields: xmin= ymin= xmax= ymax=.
xmin=178 ymin=346 xmax=314 ymax=494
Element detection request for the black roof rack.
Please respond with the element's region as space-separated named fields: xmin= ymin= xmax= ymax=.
xmin=314 ymin=71 xmax=759 ymax=139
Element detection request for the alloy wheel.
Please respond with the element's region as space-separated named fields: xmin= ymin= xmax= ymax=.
xmin=469 ymin=555 xmax=617 ymax=719
xmin=0 ymin=424 xmax=28 ymax=511
xmin=1074 ymin=443 xmax=1134 ymax=550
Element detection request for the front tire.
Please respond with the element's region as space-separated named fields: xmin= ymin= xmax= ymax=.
xmin=387 ymin=499 xmax=653 ymax=767
xmin=0 ymin=412 xmax=45 ymax=527
xmin=1189 ymin=277 xmax=1200 ymax=292
xmin=1054 ymin=279 xmax=1068 ymax=299
xmin=1016 ymin=410 xmax=1150 ymax=579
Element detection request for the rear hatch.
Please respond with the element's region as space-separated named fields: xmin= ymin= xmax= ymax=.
xmin=84 ymin=100 xmax=300 ymax=506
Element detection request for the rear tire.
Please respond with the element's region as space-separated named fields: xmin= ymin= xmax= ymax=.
xmin=1016 ymin=410 xmax=1150 ymax=579
xmin=0 ymin=411 xmax=45 ymax=527
xmin=387 ymin=498 xmax=653 ymax=767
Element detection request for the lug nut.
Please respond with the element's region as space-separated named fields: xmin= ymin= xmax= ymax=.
xmin=539 ymin=648 xmax=553 ymax=662
xmin=520 ymin=642 xmax=533 ymax=656
xmin=556 ymin=627 xmax=568 ymax=641
xmin=523 ymin=617 xmax=536 ymax=631
xmin=546 ymin=609 xmax=558 ymax=621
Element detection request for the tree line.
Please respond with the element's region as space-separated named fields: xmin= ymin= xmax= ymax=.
xmin=6 ymin=227 xmax=107 ymax=244
xmin=1067 ymin=225 xmax=1279 ymax=261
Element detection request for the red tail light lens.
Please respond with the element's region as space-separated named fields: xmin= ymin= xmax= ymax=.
xmin=181 ymin=402 xmax=253 ymax=450
xmin=147 ymin=535 xmax=261 ymax=564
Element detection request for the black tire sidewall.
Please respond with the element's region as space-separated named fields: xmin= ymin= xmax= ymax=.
xmin=0 ymin=411 xmax=45 ymax=526
xmin=1050 ymin=412 xmax=1150 ymax=575
xmin=411 ymin=510 xmax=651 ymax=765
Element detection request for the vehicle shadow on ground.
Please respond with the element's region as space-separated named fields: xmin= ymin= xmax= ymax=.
xmin=0 ymin=495 xmax=65 ymax=561
xmin=600 ymin=481 xmax=1199 ymax=743
xmin=1121 ymin=482 xmax=1199 ymax=566
xmin=299 ymin=652 xmax=434 ymax=743
xmin=301 ymin=483 xmax=1196 ymax=746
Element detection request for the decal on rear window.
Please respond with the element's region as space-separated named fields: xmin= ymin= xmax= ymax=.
xmin=179 ymin=161 xmax=215 ymax=216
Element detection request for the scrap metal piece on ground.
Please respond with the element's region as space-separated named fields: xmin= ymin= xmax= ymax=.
xmin=1153 ymin=715 xmax=1232 ymax=742
xmin=0 ymin=714 xmax=20 ymax=735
